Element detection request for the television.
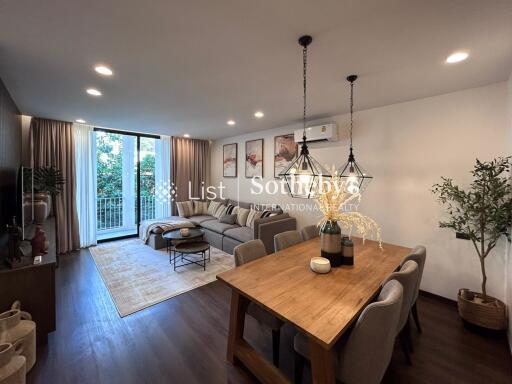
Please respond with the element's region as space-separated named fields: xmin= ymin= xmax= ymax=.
xmin=0 ymin=167 xmax=20 ymax=250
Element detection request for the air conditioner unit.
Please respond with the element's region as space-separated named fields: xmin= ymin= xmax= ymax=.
xmin=294 ymin=123 xmax=338 ymax=143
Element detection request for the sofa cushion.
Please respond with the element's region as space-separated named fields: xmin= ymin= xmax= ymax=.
xmin=214 ymin=205 xmax=228 ymax=218
xmin=188 ymin=215 xmax=216 ymax=225
xmin=225 ymin=203 xmax=237 ymax=214
xmin=246 ymin=209 xmax=263 ymax=229
xmin=193 ymin=200 xmax=208 ymax=215
xmin=224 ymin=227 xmax=253 ymax=243
xmin=236 ymin=207 xmax=250 ymax=226
xmin=201 ymin=219 xmax=238 ymax=234
xmin=219 ymin=214 xmax=237 ymax=224
xmin=207 ymin=201 xmax=223 ymax=216
xmin=228 ymin=200 xmax=252 ymax=210
xmin=176 ymin=201 xmax=193 ymax=217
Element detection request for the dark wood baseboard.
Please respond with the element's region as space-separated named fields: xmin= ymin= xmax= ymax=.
xmin=419 ymin=289 xmax=457 ymax=306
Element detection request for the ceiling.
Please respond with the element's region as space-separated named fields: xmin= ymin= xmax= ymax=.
xmin=1 ymin=0 xmax=511 ymax=140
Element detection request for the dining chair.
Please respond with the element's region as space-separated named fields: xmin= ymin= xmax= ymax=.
xmin=301 ymin=225 xmax=319 ymax=240
xmin=383 ymin=260 xmax=419 ymax=365
xmin=400 ymin=246 xmax=426 ymax=333
xmin=274 ymin=230 xmax=303 ymax=252
xmin=293 ymin=280 xmax=404 ymax=384
xmin=232 ymin=240 xmax=284 ymax=367
xmin=233 ymin=239 xmax=268 ymax=267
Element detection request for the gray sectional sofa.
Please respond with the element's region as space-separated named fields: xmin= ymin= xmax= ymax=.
xmin=146 ymin=199 xmax=296 ymax=254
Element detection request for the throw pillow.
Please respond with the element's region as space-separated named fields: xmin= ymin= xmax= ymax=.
xmin=260 ymin=210 xmax=273 ymax=218
xmin=225 ymin=204 xmax=236 ymax=214
xmin=236 ymin=207 xmax=250 ymax=227
xmin=207 ymin=201 xmax=222 ymax=216
xmin=193 ymin=200 xmax=208 ymax=216
xmin=246 ymin=209 xmax=263 ymax=229
xmin=214 ymin=205 xmax=227 ymax=218
xmin=176 ymin=201 xmax=193 ymax=217
xmin=219 ymin=214 xmax=237 ymax=225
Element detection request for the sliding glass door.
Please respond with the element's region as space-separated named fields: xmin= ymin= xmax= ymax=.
xmin=95 ymin=129 xmax=159 ymax=241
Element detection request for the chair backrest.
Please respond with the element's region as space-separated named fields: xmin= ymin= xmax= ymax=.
xmin=233 ymin=239 xmax=267 ymax=266
xmin=274 ymin=230 xmax=303 ymax=252
xmin=301 ymin=225 xmax=319 ymax=241
xmin=383 ymin=260 xmax=419 ymax=332
xmin=337 ymin=280 xmax=403 ymax=384
xmin=400 ymin=245 xmax=426 ymax=302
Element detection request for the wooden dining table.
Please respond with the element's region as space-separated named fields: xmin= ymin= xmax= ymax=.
xmin=216 ymin=236 xmax=411 ymax=384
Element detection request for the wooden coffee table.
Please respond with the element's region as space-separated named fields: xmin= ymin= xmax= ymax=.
xmin=162 ymin=228 xmax=210 ymax=271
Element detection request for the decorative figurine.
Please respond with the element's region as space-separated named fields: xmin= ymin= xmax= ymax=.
xmin=31 ymin=226 xmax=48 ymax=257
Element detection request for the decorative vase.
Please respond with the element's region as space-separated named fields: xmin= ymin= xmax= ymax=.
xmin=31 ymin=201 xmax=47 ymax=224
xmin=0 ymin=302 xmax=36 ymax=372
xmin=320 ymin=220 xmax=342 ymax=267
xmin=0 ymin=342 xmax=26 ymax=384
xmin=33 ymin=193 xmax=51 ymax=218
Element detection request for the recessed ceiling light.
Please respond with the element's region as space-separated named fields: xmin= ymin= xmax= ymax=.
xmin=86 ymin=88 xmax=102 ymax=96
xmin=227 ymin=120 xmax=236 ymax=126
xmin=94 ymin=65 xmax=113 ymax=76
xmin=254 ymin=111 xmax=264 ymax=118
xmin=183 ymin=134 xmax=190 ymax=138
xmin=446 ymin=52 xmax=469 ymax=64
xmin=75 ymin=119 xmax=86 ymax=123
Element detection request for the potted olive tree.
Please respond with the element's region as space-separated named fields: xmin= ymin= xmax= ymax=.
xmin=432 ymin=157 xmax=511 ymax=330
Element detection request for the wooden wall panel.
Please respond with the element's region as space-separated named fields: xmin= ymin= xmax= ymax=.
xmin=0 ymin=77 xmax=21 ymax=239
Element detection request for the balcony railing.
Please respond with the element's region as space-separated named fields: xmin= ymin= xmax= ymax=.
xmin=97 ymin=195 xmax=156 ymax=232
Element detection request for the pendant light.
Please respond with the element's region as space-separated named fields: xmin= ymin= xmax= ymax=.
xmin=280 ymin=35 xmax=331 ymax=199
xmin=338 ymin=75 xmax=372 ymax=194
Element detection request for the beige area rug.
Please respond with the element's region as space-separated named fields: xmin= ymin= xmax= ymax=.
xmin=89 ymin=239 xmax=235 ymax=317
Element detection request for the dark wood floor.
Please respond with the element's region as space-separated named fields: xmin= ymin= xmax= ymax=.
xmin=28 ymin=248 xmax=512 ymax=384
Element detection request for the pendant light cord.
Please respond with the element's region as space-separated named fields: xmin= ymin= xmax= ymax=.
xmin=302 ymin=45 xmax=308 ymax=142
xmin=349 ymin=79 xmax=354 ymax=151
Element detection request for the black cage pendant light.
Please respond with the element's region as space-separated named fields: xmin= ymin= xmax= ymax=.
xmin=280 ymin=35 xmax=331 ymax=199
xmin=338 ymin=75 xmax=373 ymax=194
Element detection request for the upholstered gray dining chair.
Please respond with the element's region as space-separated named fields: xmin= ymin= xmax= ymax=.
xmin=294 ymin=280 xmax=404 ymax=384
xmin=274 ymin=230 xmax=303 ymax=252
xmin=400 ymin=246 xmax=426 ymax=333
xmin=383 ymin=260 xmax=419 ymax=365
xmin=301 ymin=225 xmax=319 ymax=241
xmin=232 ymin=240 xmax=284 ymax=366
xmin=233 ymin=239 xmax=268 ymax=267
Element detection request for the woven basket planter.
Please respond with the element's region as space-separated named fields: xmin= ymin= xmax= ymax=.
xmin=457 ymin=289 xmax=507 ymax=330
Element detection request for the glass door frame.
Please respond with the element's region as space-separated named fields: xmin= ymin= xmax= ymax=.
xmin=94 ymin=127 xmax=160 ymax=243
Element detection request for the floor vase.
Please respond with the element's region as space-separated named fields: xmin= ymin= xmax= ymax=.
xmin=0 ymin=343 xmax=26 ymax=384
xmin=0 ymin=303 xmax=36 ymax=372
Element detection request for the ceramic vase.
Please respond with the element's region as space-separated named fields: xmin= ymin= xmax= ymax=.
xmin=31 ymin=201 xmax=47 ymax=224
xmin=0 ymin=342 xmax=26 ymax=384
xmin=33 ymin=193 xmax=51 ymax=216
xmin=320 ymin=220 xmax=342 ymax=267
xmin=0 ymin=302 xmax=36 ymax=372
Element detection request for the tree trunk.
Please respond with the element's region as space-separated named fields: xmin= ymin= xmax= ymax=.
xmin=480 ymin=229 xmax=486 ymax=300
xmin=479 ymin=255 xmax=487 ymax=300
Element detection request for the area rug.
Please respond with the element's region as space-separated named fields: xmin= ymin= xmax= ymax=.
xmin=89 ymin=239 xmax=235 ymax=317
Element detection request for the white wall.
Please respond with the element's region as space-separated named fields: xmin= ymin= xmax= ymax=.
xmin=211 ymin=82 xmax=510 ymax=301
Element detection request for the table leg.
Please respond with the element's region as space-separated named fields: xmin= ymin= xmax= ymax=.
xmin=227 ymin=290 xmax=249 ymax=363
xmin=309 ymin=337 xmax=335 ymax=384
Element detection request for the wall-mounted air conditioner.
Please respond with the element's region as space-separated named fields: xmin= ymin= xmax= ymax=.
xmin=294 ymin=123 xmax=338 ymax=143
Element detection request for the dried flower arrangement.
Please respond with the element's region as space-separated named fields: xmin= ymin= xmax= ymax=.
xmin=315 ymin=173 xmax=382 ymax=246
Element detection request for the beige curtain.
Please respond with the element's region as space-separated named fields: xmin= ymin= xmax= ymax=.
xmin=31 ymin=117 xmax=80 ymax=253
xmin=171 ymin=137 xmax=210 ymax=214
